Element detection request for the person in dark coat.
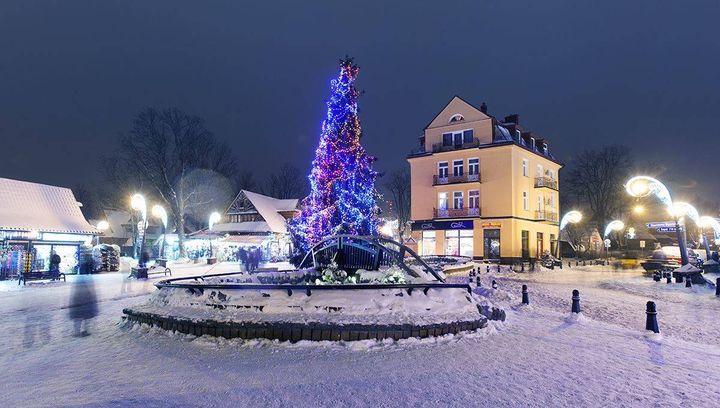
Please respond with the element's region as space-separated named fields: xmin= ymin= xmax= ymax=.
xmin=69 ymin=275 xmax=98 ymax=337
xmin=49 ymin=252 xmax=61 ymax=275
xmin=237 ymin=247 xmax=248 ymax=271
xmin=254 ymin=247 xmax=263 ymax=270
xmin=247 ymin=248 xmax=256 ymax=272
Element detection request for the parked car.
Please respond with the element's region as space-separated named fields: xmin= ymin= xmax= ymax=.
xmin=640 ymin=246 xmax=701 ymax=273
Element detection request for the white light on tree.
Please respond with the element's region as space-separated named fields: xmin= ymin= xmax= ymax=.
xmin=604 ymin=220 xmax=624 ymax=238
xmin=209 ymin=212 xmax=222 ymax=230
xmin=559 ymin=211 xmax=582 ymax=230
xmin=668 ymin=202 xmax=700 ymax=226
xmin=699 ymin=216 xmax=720 ymax=234
xmin=131 ymin=193 xmax=147 ymax=222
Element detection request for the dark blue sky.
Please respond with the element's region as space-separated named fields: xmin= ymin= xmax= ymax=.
xmin=1 ymin=1 xmax=718 ymax=200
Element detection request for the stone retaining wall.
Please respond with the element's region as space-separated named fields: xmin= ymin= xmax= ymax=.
xmin=123 ymin=308 xmax=488 ymax=342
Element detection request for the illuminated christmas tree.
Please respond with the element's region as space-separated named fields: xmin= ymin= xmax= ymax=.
xmin=289 ymin=57 xmax=380 ymax=254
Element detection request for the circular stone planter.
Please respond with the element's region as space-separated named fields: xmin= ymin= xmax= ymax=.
xmin=123 ymin=271 xmax=490 ymax=342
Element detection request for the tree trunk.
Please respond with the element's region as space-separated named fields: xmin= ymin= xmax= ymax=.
xmin=177 ymin=210 xmax=186 ymax=258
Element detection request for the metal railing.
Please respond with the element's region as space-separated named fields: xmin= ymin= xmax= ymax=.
xmin=534 ymin=177 xmax=558 ymax=190
xmin=431 ymin=138 xmax=480 ymax=153
xmin=433 ymin=207 xmax=481 ymax=218
xmin=535 ymin=210 xmax=559 ymax=222
xmin=433 ymin=173 xmax=480 ymax=185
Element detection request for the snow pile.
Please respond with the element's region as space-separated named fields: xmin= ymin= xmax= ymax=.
xmin=132 ymin=284 xmax=485 ymax=326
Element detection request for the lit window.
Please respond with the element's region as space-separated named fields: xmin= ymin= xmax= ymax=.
xmin=453 ymin=191 xmax=463 ymax=209
xmin=438 ymin=193 xmax=448 ymax=210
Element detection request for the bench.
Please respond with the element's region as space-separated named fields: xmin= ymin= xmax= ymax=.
xmin=130 ymin=264 xmax=172 ymax=279
xmin=18 ymin=271 xmax=66 ymax=285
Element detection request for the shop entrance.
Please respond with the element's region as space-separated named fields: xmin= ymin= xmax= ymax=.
xmin=536 ymin=232 xmax=544 ymax=258
xmin=483 ymin=229 xmax=501 ymax=260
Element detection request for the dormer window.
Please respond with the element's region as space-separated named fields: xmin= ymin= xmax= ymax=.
xmin=449 ymin=114 xmax=464 ymax=123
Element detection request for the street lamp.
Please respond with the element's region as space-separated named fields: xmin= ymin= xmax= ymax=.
xmin=152 ymin=205 xmax=168 ymax=259
xmin=208 ymin=211 xmax=221 ymax=259
xmin=131 ymin=193 xmax=148 ymax=267
xmin=603 ymin=220 xmax=624 ymax=262
xmin=96 ymin=220 xmax=109 ymax=246
xmin=625 ymin=176 xmax=690 ymax=265
xmin=558 ymin=211 xmax=582 ymax=259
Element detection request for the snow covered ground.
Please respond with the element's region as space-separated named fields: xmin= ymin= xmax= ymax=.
xmin=1 ymin=261 xmax=719 ymax=407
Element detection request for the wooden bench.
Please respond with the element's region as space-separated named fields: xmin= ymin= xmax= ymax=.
xmin=18 ymin=271 xmax=66 ymax=285
xmin=130 ymin=264 xmax=172 ymax=279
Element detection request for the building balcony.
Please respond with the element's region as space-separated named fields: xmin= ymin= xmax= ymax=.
xmin=534 ymin=177 xmax=558 ymax=190
xmin=535 ymin=210 xmax=559 ymax=223
xmin=431 ymin=138 xmax=480 ymax=153
xmin=432 ymin=173 xmax=481 ymax=185
xmin=433 ymin=207 xmax=481 ymax=219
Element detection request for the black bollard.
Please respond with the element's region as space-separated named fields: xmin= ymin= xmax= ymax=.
xmin=583 ymin=260 xmax=586 ymax=266
xmin=716 ymin=278 xmax=720 ymax=297
xmin=521 ymin=263 xmax=525 ymax=272
xmin=571 ymin=289 xmax=581 ymax=313
xmin=492 ymin=279 xmax=498 ymax=289
xmin=685 ymin=278 xmax=692 ymax=288
xmin=576 ymin=261 xmax=579 ymax=267
xmin=522 ymin=284 xmax=529 ymax=305
xmin=569 ymin=262 xmax=571 ymax=268
xmin=497 ymin=263 xmax=501 ymax=273
xmin=487 ymin=265 xmax=490 ymax=273
xmin=476 ymin=275 xmax=481 ymax=287
xmin=645 ymin=301 xmax=659 ymax=333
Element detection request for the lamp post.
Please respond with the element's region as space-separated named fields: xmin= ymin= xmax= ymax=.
xmin=152 ymin=205 xmax=168 ymax=259
xmin=604 ymin=220 xmax=625 ymax=263
xmin=558 ymin=210 xmax=582 ymax=259
xmin=625 ymin=176 xmax=690 ymax=266
xmin=208 ymin=212 xmax=221 ymax=262
xmin=95 ymin=220 xmax=109 ymax=246
xmin=131 ymin=193 xmax=148 ymax=267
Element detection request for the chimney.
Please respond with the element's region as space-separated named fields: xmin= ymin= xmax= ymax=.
xmin=480 ymin=102 xmax=488 ymax=114
xmin=504 ymin=114 xmax=519 ymax=124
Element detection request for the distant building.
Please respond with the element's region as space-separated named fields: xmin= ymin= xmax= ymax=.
xmin=191 ymin=190 xmax=300 ymax=260
xmin=90 ymin=209 xmax=165 ymax=257
xmin=407 ymin=96 xmax=562 ymax=263
xmin=0 ymin=177 xmax=98 ymax=277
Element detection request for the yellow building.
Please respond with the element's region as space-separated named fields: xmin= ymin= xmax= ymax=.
xmin=407 ymin=96 xmax=562 ymax=263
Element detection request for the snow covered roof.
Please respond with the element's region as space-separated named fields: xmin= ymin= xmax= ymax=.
xmin=225 ymin=190 xmax=299 ymax=234
xmin=0 ymin=177 xmax=98 ymax=235
xmin=209 ymin=221 xmax=273 ymax=234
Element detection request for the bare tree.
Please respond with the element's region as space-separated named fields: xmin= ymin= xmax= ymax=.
xmin=263 ymin=163 xmax=306 ymax=199
xmin=235 ymin=168 xmax=258 ymax=193
xmin=382 ymin=168 xmax=411 ymax=238
xmin=563 ymin=145 xmax=633 ymax=233
xmin=113 ymin=107 xmax=237 ymax=257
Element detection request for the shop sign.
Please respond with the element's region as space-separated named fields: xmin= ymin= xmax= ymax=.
xmin=646 ymin=221 xmax=676 ymax=229
xmin=411 ymin=220 xmax=473 ymax=231
xmin=481 ymin=222 xmax=501 ymax=229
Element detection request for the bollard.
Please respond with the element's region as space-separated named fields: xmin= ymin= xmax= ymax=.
xmin=521 ymin=263 xmax=525 ymax=272
xmin=583 ymin=260 xmax=586 ymax=266
xmin=653 ymin=273 xmax=660 ymax=282
xmin=492 ymin=279 xmax=498 ymax=289
xmin=645 ymin=301 xmax=659 ymax=333
xmin=571 ymin=289 xmax=581 ymax=313
xmin=498 ymin=263 xmax=501 ymax=273
xmin=487 ymin=265 xmax=490 ymax=273
xmin=666 ymin=274 xmax=672 ymax=284
xmin=569 ymin=262 xmax=571 ymax=268
xmin=522 ymin=284 xmax=529 ymax=305
xmin=576 ymin=261 xmax=579 ymax=267
xmin=716 ymin=278 xmax=720 ymax=297
xmin=476 ymin=275 xmax=481 ymax=287
xmin=685 ymin=278 xmax=692 ymax=288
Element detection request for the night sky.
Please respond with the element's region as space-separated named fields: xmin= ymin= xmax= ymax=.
xmin=1 ymin=1 xmax=718 ymax=199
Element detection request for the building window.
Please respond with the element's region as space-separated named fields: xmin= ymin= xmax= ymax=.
xmin=453 ymin=191 xmax=463 ymax=209
xmin=521 ymin=230 xmax=529 ymax=259
xmin=438 ymin=162 xmax=449 ymax=178
xmin=445 ymin=229 xmax=473 ymax=257
xmin=522 ymin=159 xmax=528 ymax=177
xmin=536 ymin=164 xmax=543 ymax=178
xmin=522 ymin=191 xmax=529 ymax=211
xmin=468 ymin=190 xmax=480 ymax=209
xmin=438 ymin=193 xmax=448 ymax=210
xmin=442 ymin=133 xmax=452 ymax=146
xmin=537 ymin=193 xmax=543 ymax=211
xmin=537 ymin=232 xmax=544 ymax=257
xmin=453 ymin=160 xmax=463 ymax=177
xmin=449 ymin=114 xmax=464 ymax=123
xmin=463 ymin=129 xmax=474 ymax=143
xmin=422 ymin=231 xmax=436 ymax=256
xmin=468 ymin=158 xmax=479 ymax=176
xmin=547 ymin=169 xmax=555 ymax=180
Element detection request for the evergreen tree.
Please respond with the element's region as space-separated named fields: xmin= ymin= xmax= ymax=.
xmin=289 ymin=57 xmax=380 ymax=254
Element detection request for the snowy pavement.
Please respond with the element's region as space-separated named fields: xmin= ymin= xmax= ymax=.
xmin=1 ymin=262 xmax=719 ymax=407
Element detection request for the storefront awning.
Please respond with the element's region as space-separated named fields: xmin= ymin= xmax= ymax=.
xmin=220 ymin=235 xmax=273 ymax=245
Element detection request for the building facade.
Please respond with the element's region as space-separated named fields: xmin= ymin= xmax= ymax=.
xmin=407 ymin=96 xmax=562 ymax=263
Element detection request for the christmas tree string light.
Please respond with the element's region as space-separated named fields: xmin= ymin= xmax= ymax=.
xmin=288 ymin=57 xmax=380 ymax=254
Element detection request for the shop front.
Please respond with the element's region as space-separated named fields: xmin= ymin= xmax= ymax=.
xmin=412 ymin=220 xmax=474 ymax=257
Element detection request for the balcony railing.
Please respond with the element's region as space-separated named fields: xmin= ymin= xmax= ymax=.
xmin=534 ymin=177 xmax=558 ymax=190
xmin=535 ymin=210 xmax=559 ymax=222
xmin=431 ymin=138 xmax=480 ymax=153
xmin=433 ymin=207 xmax=481 ymax=219
xmin=433 ymin=173 xmax=481 ymax=185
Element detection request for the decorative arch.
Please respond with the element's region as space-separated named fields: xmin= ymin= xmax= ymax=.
xmin=449 ymin=113 xmax=464 ymax=123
